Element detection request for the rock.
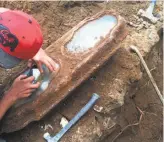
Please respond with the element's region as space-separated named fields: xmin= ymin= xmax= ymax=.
xmin=60 ymin=117 xmax=69 ymax=128
xmin=94 ymin=105 xmax=103 ymax=113
xmin=132 ymin=14 xmax=139 ymax=20
xmin=44 ymin=124 xmax=53 ymax=131
xmin=137 ymin=24 xmax=144 ymax=31
xmin=127 ymin=21 xmax=139 ymax=28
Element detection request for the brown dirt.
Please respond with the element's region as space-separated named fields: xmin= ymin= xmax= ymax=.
xmin=0 ymin=1 xmax=162 ymax=142
xmin=104 ymin=38 xmax=163 ymax=142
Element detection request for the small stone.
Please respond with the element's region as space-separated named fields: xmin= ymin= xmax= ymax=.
xmin=44 ymin=124 xmax=53 ymax=131
xmin=128 ymin=22 xmax=139 ymax=28
xmin=100 ymin=83 xmax=105 ymax=86
xmin=144 ymin=25 xmax=148 ymax=29
xmin=60 ymin=117 xmax=69 ymax=128
xmin=137 ymin=9 xmax=143 ymax=16
xmin=137 ymin=24 xmax=144 ymax=31
xmin=143 ymin=21 xmax=150 ymax=29
xmin=140 ymin=18 xmax=143 ymax=22
xmin=94 ymin=105 xmax=103 ymax=113
xmin=143 ymin=21 xmax=147 ymax=25
xmin=137 ymin=19 xmax=141 ymax=23
xmin=132 ymin=15 xmax=139 ymax=20
xmin=148 ymin=31 xmax=157 ymax=40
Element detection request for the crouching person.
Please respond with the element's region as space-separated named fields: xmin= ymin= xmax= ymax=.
xmin=0 ymin=8 xmax=58 ymax=120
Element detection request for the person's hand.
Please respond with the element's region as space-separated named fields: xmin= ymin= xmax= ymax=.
xmin=0 ymin=75 xmax=40 ymax=120
xmin=31 ymin=48 xmax=59 ymax=73
xmin=8 ymin=75 xmax=40 ymax=102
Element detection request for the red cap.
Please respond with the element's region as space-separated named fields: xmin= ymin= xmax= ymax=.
xmin=0 ymin=9 xmax=43 ymax=60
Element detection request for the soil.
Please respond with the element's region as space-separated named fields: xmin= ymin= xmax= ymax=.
xmin=0 ymin=1 xmax=162 ymax=142
xmin=104 ymin=38 xmax=163 ymax=142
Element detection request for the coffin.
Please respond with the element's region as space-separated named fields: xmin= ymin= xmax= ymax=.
xmin=0 ymin=11 xmax=128 ymax=133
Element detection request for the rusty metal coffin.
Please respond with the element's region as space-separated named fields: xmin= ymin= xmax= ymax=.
xmin=0 ymin=11 xmax=128 ymax=133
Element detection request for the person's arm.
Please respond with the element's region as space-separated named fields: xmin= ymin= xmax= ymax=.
xmin=0 ymin=91 xmax=15 ymax=120
xmin=0 ymin=75 xmax=40 ymax=120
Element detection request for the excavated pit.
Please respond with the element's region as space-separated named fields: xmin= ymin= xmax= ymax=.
xmin=0 ymin=11 xmax=128 ymax=133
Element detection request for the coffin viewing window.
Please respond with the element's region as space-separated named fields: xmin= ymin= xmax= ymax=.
xmin=66 ymin=15 xmax=117 ymax=53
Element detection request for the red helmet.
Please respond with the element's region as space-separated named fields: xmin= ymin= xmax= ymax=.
xmin=0 ymin=8 xmax=43 ymax=68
